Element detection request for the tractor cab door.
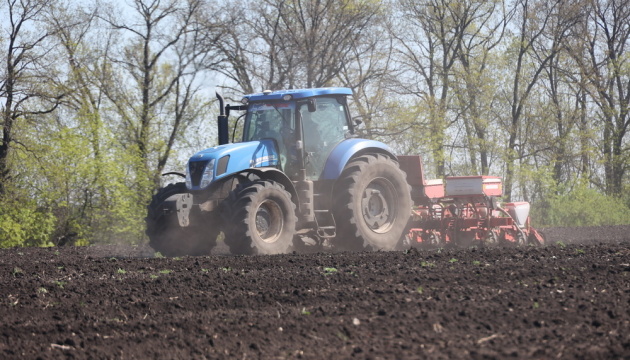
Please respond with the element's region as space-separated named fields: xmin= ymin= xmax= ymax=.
xmin=243 ymin=102 xmax=296 ymax=174
xmin=299 ymin=97 xmax=350 ymax=180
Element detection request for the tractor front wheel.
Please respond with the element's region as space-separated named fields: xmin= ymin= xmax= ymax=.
xmin=223 ymin=180 xmax=297 ymax=255
xmin=333 ymin=154 xmax=412 ymax=251
xmin=145 ymin=182 xmax=219 ymax=256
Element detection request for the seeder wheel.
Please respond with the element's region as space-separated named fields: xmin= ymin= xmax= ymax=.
xmin=483 ymin=228 xmax=501 ymax=247
xmin=527 ymin=228 xmax=546 ymax=245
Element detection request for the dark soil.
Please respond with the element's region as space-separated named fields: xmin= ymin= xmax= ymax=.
xmin=1 ymin=225 xmax=629 ymax=359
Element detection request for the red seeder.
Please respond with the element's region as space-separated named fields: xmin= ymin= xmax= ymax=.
xmin=398 ymin=156 xmax=546 ymax=248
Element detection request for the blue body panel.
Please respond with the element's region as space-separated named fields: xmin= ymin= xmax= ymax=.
xmin=243 ymin=88 xmax=352 ymax=102
xmin=322 ymin=139 xmax=395 ymax=180
xmin=187 ymin=140 xmax=278 ymax=191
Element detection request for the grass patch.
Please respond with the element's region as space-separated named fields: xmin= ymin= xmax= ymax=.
xmin=12 ymin=267 xmax=23 ymax=277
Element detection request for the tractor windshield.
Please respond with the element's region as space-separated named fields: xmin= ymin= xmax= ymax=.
xmin=244 ymin=101 xmax=296 ymax=173
xmin=243 ymin=102 xmax=295 ymax=142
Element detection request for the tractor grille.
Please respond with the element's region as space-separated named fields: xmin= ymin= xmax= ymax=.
xmin=189 ymin=160 xmax=209 ymax=187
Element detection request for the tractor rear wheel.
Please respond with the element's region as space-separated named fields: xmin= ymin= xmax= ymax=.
xmin=145 ymin=182 xmax=218 ymax=256
xmin=223 ymin=180 xmax=297 ymax=255
xmin=333 ymin=154 xmax=412 ymax=251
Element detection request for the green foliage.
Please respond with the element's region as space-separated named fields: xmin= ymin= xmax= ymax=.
xmin=533 ymin=301 xmax=540 ymax=309
xmin=3 ymin=109 xmax=151 ymax=248
xmin=0 ymin=197 xmax=56 ymax=248
xmin=532 ymin=182 xmax=630 ymax=227
xmin=12 ymin=267 xmax=23 ymax=277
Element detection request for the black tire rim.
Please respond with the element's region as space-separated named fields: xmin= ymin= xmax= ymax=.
xmin=361 ymin=177 xmax=397 ymax=234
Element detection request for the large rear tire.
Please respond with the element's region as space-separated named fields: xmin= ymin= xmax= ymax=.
xmin=145 ymin=182 xmax=219 ymax=257
xmin=333 ymin=154 xmax=412 ymax=251
xmin=223 ymin=180 xmax=297 ymax=255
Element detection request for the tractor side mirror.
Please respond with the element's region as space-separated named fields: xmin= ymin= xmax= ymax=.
xmin=308 ymin=98 xmax=317 ymax=112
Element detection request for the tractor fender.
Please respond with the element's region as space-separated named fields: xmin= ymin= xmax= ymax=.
xmin=235 ymin=167 xmax=300 ymax=211
xmin=322 ymin=139 xmax=396 ymax=180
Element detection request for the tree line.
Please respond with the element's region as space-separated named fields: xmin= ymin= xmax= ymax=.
xmin=1 ymin=0 xmax=629 ymax=248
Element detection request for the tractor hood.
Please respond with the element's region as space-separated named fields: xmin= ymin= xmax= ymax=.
xmin=185 ymin=140 xmax=279 ymax=190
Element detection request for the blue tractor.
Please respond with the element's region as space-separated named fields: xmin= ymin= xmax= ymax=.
xmin=145 ymin=88 xmax=412 ymax=255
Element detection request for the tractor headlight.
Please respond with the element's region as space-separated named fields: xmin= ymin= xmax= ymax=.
xmin=200 ymin=159 xmax=215 ymax=189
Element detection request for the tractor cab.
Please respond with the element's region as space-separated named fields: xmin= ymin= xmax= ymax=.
xmin=240 ymin=88 xmax=353 ymax=180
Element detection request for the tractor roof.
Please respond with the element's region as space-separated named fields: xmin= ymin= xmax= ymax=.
xmin=242 ymin=87 xmax=352 ymax=102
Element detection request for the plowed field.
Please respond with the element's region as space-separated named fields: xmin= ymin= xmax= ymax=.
xmin=1 ymin=225 xmax=629 ymax=359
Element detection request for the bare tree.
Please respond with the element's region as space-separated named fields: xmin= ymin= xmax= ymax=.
xmin=533 ymin=0 xmax=589 ymax=188
xmin=568 ymin=0 xmax=630 ymax=196
xmin=100 ymin=0 xmax=214 ymax=190
xmin=500 ymin=0 xmax=570 ymax=200
xmin=212 ymin=0 xmax=381 ymax=95
xmin=48 ymin=3 xmax=105 ymax=173
xmin=335 ymin=4 xmax=394 ymax=139
xmin=393 ymin=0 xmax=470 ymax=177
xmin=452 ymin=0 xmax=507 ymax=175
xmin=0 ymin=0 xmax=64 ymax=195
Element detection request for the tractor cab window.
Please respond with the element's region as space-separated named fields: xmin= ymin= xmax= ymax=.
xmin=244 ymin=102 xmax=295 ymax=142
xmin=244 ymin=102 xmax=296 ymax=172
xmin=300 ymin=97 xmax=349 ymax=179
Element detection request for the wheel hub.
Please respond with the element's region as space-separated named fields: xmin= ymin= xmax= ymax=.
xmin=361 ymin=179 xmax=396 ymax=233
xmin=255 ymin=200 xmax=283 ymax=243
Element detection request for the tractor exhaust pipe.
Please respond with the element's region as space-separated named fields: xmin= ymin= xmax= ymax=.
xmin=216 ymin=91 xmax=229 ymax=145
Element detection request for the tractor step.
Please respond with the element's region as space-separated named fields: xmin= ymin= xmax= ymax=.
xmin=312 ymin=201 xmax=336 ymax=238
